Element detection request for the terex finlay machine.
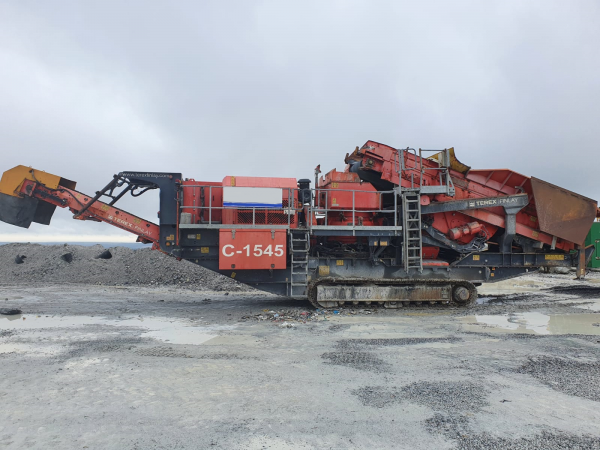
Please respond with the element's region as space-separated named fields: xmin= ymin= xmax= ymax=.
xmin=1 ymin=141 xmax=598 ymax=308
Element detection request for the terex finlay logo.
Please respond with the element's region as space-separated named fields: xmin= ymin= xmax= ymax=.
xmin=469 ymin=197 xmax=520 ymax=208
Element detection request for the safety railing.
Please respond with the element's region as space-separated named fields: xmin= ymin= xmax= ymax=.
xmin=394 ymin=148 xmax=455 ymax=196
xmin=179 ymin=185 xmax=298 ymax=229
xmin=178 ymin=185 xmax=402 ymax=233
xmin=418 ymin=148 xmax=455 ymax=196
xmin=309 ymin=188 xmax=398 ymax=231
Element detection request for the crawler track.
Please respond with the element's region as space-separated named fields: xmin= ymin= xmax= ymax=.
xmin=307 ymin=278 xmax=477 ymax=309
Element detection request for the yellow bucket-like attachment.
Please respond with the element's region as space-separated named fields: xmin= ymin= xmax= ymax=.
xmin=0 ymin=166 xmax=76 ymax=228
xmin=428 ymin=148 xmax=471 ymax=175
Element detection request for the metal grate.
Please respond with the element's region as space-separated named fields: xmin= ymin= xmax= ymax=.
xmin=236 ymin=209 xmax=295 ymax=225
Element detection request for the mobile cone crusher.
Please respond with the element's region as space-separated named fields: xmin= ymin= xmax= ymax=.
xmin=1 ymin=141 xmax=598 ymax=308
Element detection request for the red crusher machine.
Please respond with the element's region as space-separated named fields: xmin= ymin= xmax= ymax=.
xmin=1 ymin=141 xmax=598 ymax=308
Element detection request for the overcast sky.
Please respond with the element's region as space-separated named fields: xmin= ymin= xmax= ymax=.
xmin=1 ymin=0 xmax=599 ymax=242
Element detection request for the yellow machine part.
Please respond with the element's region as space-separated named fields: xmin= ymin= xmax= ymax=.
xmin=428 ymin=148 xmax=471 ymax=175
xmin=0 ymin=165 xmax=76 ymax=197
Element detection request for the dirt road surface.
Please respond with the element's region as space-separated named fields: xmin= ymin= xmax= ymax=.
xmin=1 ymin=273 xmax=600 ymax=449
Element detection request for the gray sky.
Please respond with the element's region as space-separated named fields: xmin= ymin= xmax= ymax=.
xmin=1 ymin=0 xmax=599 ymax=242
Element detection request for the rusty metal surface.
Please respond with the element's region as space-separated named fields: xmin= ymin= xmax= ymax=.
xmin=308 ymin=278 xmax=478 ymax=308
xmin=316 ymin=284 xmax=452 ymax=302
xmin=531 ymin=177 xmax=597 ymax=245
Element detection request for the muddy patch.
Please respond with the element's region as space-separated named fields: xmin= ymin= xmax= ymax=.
xmin=0 ymin=315 xmax=231 ymax=345
xmin=62 ymin=336 xmax=145 ymax=359
xmin=547 ymin=285 xmax=600 ymax=299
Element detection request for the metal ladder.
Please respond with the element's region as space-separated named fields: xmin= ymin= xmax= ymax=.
xmin=289 ymin=230 xmax=310 ymax=297
xmin=402 ymin=192 xmax=423 ymax=272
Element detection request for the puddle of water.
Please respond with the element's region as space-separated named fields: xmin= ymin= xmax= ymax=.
xmin=2 ymin=314 xmax=24 ymax=322
xmin=0 ymin=315 xmax=232 ymax=345
xmin=204 ymin=336 xmax=258 ymax=346
xmin=461 ymin=312 xmax=600 ymax=335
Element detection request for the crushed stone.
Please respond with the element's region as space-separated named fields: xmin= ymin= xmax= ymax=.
xmin=455 ymin=431 xmax=600 ymax=450
xmin=517 ymin=356 xmax=600 ymax=402
xmin=0 ymin=243 xmax=249 ymax=292
xmin=352 ymin=386 xmax=402 ymax=408
xmin=400 ymin=381 xmax=489 ymax=412
xmin=136 ymin=347 xmax=253 ymax=360
xmin=321 ymin=351 xmax=391 ymax=373
xmin=353 ymin=381 xmax=488 ymax=411
xmin=427 ymin=413 xmax=600 ymax=450
xmin=337 ymin=336 xmax=462 ymax=348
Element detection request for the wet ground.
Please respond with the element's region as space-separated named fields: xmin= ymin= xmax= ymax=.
xmin=1 ymin=273 xmax=600 ymax=449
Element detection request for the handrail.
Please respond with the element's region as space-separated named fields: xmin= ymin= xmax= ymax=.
xmin=179 ymin=186 xmax=400 ymax=233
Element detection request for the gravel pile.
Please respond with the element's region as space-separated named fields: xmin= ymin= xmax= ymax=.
xmin=517 ymin=356 xmax=600 ymax=402
xmin=0 ymin=243 xmax=249 ymax=291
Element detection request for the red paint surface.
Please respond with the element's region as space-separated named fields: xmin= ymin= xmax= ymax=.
xmin=219 ymin=229 xmax=287 ymax=270
xmin=181 ymin=180 xmax=223 ymax=224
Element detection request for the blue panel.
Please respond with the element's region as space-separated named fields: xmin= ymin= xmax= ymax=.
xmin=223 ymin=202 xmax=283 ymax=208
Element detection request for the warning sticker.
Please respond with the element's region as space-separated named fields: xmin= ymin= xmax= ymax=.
xmin=545 ymin=254 xmax=564 ymax=260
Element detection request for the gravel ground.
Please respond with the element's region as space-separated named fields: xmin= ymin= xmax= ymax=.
xmin=1 ymin=244 xmax=600 ymax=449
xmin=517 ymin=356 xmax=600 ymax=402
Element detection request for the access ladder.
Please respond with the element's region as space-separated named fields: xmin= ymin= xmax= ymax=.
xmin=402 ymin=192 xmax=423 ymax=272
xmin=289 ymin=230 xmax=310 ymax=297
